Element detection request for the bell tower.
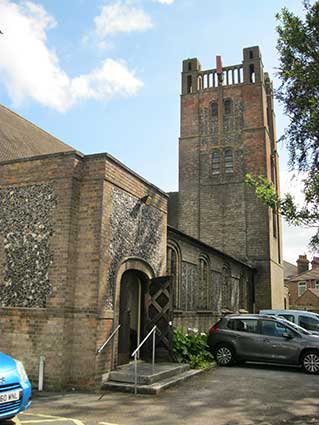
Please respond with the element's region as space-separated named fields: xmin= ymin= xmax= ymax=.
xmin=176 ymin=46 xmax=284 ymax=310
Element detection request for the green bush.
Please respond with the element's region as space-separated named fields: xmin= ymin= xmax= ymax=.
xmin=172 ymin=327 xmax=214 ymax=369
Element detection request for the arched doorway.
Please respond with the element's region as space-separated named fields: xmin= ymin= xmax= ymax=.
xmin=118 ymin=270 xmax=148 ymax=365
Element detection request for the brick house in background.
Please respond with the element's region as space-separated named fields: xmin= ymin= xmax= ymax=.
xmin=0 ymin=46 xmax=284 ymax=389
xmin=285 ymin=255 xmax=319 ymax=311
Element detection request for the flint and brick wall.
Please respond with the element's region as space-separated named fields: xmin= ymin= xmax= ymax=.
xmin=0 ymin=151 xmax=168 ymax=389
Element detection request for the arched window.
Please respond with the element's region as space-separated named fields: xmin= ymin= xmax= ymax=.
xmin=222 ymin=263 xmax=232 ymax=312
xmin=212 ymin=151 xmax=221 ymax=175
xmin=224 ymin=149 xmax=234 ymax=174
xmin=167 ymin=242 xmax=181 ymax=309
xmin=199 ymin=255 xmax=210 ymax=310
xmin=198 ymin=76 xmax=203 ymax=90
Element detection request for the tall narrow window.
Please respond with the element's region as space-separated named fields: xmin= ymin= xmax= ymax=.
xmin=272 ymin=210 xmax=277 ymax=238
xmin=199 ymin=256 xmax=209 ymax=310
xmin=224 ymin=99 xmax=232 ymax=115
xmin=187 ymin=75 xmax=192 ymax=94
xmin=212 ymin=151 xmax=221 ymax=175
xmin=249 ymin=64 xmax=255 ymax=83
xmin=211 ymin=102 xmax=218 ymax=117
xmin=224 ymin=149 xmax=234 ymax=174
xmin=167 ymin=243 xmax=181 ymax=309
xmin=298 ymin=281 xmax=306 ymax=297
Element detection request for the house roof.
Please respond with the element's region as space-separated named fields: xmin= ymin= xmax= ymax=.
xmin=288 ymin=267 xmax=319 ymax=282
xmin=307 ymin=288 xmax=319 ymax=298
xmin=283 ymin=260 xmax=298 ymax=280
xmin=297 ymin=288 xmax=319 ymax=304
xmin=0 ymin=104 xmax=75 ymax=163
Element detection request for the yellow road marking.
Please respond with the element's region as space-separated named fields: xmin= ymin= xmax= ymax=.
xmin=20 ymin=412 xmax=86 ymax=425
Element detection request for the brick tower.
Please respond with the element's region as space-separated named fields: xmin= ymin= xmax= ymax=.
xmin=176 ymin=46 xmax=284 ymax=310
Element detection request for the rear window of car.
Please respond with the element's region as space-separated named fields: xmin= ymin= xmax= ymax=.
xmin=227 ymin=319 xmax=259 ymax=333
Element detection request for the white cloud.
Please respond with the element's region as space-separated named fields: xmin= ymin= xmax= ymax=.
xmin=156 ymin=0 xmax=175 ymax=4
xmin=0 ymin=0 xmax=143 ymax=112
xmin=94 ymin=1 xmax=153 ymax=40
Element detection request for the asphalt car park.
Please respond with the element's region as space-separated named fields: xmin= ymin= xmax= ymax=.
xmin=9 ymin=362 xmax=319 ymax=425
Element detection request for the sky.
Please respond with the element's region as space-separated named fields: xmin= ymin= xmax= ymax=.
xmin=0 ymin=0 xmax=316 ymax=265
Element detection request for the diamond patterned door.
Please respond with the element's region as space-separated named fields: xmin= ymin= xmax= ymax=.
xmin=143 ymin=276 xmax=173 ymax=360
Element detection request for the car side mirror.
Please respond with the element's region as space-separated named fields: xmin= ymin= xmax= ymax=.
xmin=282 ymin=332 xmax=293 ymax=339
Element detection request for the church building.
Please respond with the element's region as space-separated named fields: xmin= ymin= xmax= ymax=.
xmin=0 ymin=46 xmax=283 ymax=389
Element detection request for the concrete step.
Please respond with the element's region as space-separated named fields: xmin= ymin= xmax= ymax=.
xmin=102 ymin=368 xmax=205 ymax=395
xmin=109 ymin=362 xmax=189 ymax=385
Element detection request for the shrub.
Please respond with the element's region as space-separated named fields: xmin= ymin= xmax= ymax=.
xmin=172 ymin=327 xmax=214 ymax=369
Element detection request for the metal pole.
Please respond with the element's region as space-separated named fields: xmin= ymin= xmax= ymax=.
xmin=112 ymin=332 xmax=116 ymax=370
xmin=134 ymin=353 xmax=138 ymax=395
xmin=38 ymin=356 xmax=45 ymax=391
xmin=152 ymin=329 xmax=155 ymax=374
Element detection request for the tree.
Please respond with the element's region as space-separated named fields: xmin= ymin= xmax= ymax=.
xmin=247 ymin=0 xmax=319 ymax=251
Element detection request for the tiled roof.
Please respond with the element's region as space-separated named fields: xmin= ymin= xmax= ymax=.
xmin=307 ymin=288 xmax=319 ymax=298
xmin=283 ymin=260 xmax=298 ymax=280
xmin=0 ymin=104 xmax=75 ymax=162
xmin=288 ymin=267 xmax=319 ymax=282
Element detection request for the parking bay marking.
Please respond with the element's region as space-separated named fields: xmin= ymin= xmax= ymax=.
xmin=99 ymin=423 xmax=120 ymax=425
xmin=19 ymin=412 xmax=86 ymax=425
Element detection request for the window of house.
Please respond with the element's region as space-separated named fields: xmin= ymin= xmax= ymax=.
xmin=315 ymin=280 xmax=319 ymax=289
xmin=298 ymin=281 xmax=306 ymax=296
xmin=167 ymin=244 xmax=181 ymax=309
xmin=212 ymin=151 xmax=221 ymax=175
xmin=224 ymin=149 xmax=234 ymax=174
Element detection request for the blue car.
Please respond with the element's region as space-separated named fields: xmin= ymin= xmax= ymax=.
xmin=0 ymin=352 xmax=32 ymax=421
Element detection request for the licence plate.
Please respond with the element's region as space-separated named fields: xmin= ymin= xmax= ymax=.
xmin=0 ymin=390 xmax=20 ymax=404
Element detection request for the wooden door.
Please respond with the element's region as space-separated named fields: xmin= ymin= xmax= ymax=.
xmin=144 ymin=276 xmax=173 ymax=360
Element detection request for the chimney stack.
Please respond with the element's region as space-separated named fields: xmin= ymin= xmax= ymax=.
xmin=311 ymin=256 xmax=319 ymax=270
xmin=297 ymin=255 xmax=309 ymax=275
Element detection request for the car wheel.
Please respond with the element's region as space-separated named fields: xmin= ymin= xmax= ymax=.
xmin=302 ymin=350 xmax=319 ymax=374
xmin=214 ymin=345 xmax=235 ymax=366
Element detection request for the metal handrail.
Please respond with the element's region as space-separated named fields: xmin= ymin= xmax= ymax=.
xmin=131 ymin=325 xmax=157 ymax=394
xmin=96 ymin=324 xmax=120 ymax=370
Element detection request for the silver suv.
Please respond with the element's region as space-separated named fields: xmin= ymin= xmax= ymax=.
xmin=207 ymin=314 xmax=319 ymax=374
